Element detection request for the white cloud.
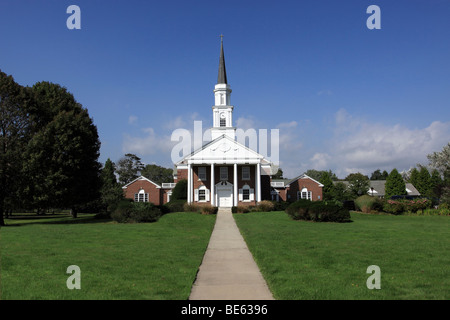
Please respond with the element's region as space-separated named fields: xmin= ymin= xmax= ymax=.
xmin=123 ymin=127 xmax=174 ymax=157
xmin=324 ymin=109 xmax=450 ymax=177
xmin=128 ymin=115 xmax=138 ymax=125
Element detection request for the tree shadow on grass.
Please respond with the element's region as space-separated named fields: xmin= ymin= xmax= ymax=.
xmin=2 ymin=213 xmax=112 ymax=227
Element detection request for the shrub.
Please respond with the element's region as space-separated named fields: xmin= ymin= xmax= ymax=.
xmin=257 ymin=200 xmax=275 ymax=212
xmin=164 ymin=199 xmax=186 ymax=213
xmin=383 ymin=200 xmax=404 ymax=215
xmin=355 ymin=195 xmax=383 ymax=213
xmin=285 ymin=199 xmax=313 ymax=221
xmin=129 ymin=202 xmax=162 ymax=223
xmin=111 ymin=201 xmax=162 ymax=223
xmin=383 ymin=198 xmax=432 ymax=215
xmin=234 ymin=205 xmax=250 ymax=213
xmin=200 ymin=204 xmax=218 ymax=215
xmin=183 ymin=203 xmax=201 ymax=213
xmin=271 ymin=201 xmax=290 ymax=211
xmin=285 ymin=200 xmax=351 ymax=223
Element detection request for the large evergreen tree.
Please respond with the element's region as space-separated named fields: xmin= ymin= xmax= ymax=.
xmin=385 ymin=168 xmax=406 ymax=199
xmin=416 ymin=166 xmax=432 ymax=197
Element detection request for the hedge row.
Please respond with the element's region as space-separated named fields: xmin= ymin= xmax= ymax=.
xmin=111 ymin=201 xmax=162 ymax=223
xmin=285 ymin=199 xmax=351 ymax=223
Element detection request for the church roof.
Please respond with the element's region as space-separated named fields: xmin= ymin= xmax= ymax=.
xmin=217 ymin=37 xmax=227 ymax=84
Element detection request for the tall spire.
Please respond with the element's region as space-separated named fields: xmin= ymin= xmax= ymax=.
xmin=217 ymin=35 xmax=227 ymax=84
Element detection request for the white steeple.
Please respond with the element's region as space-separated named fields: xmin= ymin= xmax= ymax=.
xmin=211 ymin=36 xmax=236 ymax=140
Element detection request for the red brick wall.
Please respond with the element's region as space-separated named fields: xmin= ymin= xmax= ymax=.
xmin=287 ymin=177 xmax=323 ymax=201
xmin=123 ymin=179 xmax=162 ymax=205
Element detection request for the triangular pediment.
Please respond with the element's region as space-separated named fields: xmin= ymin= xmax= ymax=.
xmin=177 ymin=134 xmax=270 ymax=165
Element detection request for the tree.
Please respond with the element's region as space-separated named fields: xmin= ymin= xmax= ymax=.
xmin=429 ymin=169 xmax=443 ymax=200
xmin=330 ymin=181 xmax=352 ymax=202
xmin=408 ymin=167 xmax=420 ymax=188
xmin=305 ymin=169 xmax=338 ymax=181
xmin=23 ymin=82 xmax=101 ymax=218
xmin=319 ymin=171 xmax=334 ymax=200
xmin=0 ymin=70 xmax=31 ymax=225
xmin=100 ymin=158 xmax=124 ymax=213
xmin=345 ymin=173 xmax=370 ymax=199
xmin=141 ymin=164 xmax=173 ymax=186
xmin=272 ymin=168 xmax=284 ymax=179
xmin=427 ymin=143 xmax=450 ymax=204
xmin=385 ymin=168 xmax=406 ymax=199
xmin=416 ymin=166 xmax=432 ymax=197
xmin=115 ymin=153 xmax=144 ymax=185
xmin=370 ymin=169 xmax=388 ymax=180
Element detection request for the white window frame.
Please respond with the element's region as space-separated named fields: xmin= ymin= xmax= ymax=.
xmin=135 ymin=189 xmax=149 ymax=202
xmin=242 ymin=166 xmax=250 ymax=180
xmin=195 ymin=186 xmax=209 ymax=202
xmin=239 ymin=184 xmax=254 ymax=202
xmin=220 ymin=167 xmax=228 ymax=181
xmin=298 ymin=188 xmax=312 ymax=200
xmin=198 ymin=167 xmax=207 ymax=181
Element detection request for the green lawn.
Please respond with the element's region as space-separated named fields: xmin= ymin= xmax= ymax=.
xmin=234 ymin=211 xmax=450 ymax=300
xmin=0 ymin=212 xmax=216 ymax=300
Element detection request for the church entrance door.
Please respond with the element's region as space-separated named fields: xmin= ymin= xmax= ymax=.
xmin=217 ymin=185 xmax=233 ymax=207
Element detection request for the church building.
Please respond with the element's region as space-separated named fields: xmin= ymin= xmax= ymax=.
xmin=174 ymin=38 xmax=275 ymax=207
xmin=122 ymin=39 xmax=323 ymax=207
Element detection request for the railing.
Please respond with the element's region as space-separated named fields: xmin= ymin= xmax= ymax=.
xmin=162 ymin=183 xmax=176 ymax=188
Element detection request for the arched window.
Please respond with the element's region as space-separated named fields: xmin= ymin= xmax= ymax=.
xmin=135 ymin=188 xmax=149 ymax=202
xmin=298 ymin=187 xmax=312 ymax=200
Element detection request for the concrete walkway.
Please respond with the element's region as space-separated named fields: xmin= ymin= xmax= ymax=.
xmin=189 ymin=208 xmax=274 ymax=300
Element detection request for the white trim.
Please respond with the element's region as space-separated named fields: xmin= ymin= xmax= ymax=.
xmin=122 ymin=176 xmax=161 ymax=189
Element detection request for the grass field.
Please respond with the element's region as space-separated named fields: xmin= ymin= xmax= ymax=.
xmin=234 ymin=211 xmax=450 ymax=300
xmin=0 ymin=212 xmax=216 ymax=300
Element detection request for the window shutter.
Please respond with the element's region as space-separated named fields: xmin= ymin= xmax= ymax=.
xmin=239 ymin=189 xmax=243 ymax=201
xmin=194 ymin=189 xmax=198 ymax=202
xmin=206 ymin=189 xmax=210 ymax=201
xmin=250 ymin=188 xmax=254 ymax=201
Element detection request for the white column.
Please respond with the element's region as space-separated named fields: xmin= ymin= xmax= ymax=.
xmin=187 ymin=163 xmax=192 ymax=203
xmin=234 ymin=163 xmax=238 ymax=206
xmin=256 ymin=163 xmax=261 ymax=203
xmin=210 ymin=163 xmax=215 ymax=206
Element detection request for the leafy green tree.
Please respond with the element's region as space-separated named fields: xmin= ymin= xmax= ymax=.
xmin=345 ymin=173 xmax=370 ymax=199
xmin=305 ymin=169 xmax=338 ymax=181
xmin=272 ymin=168 xmax=284 ymax=179
xmin=100 ymin=158 xmax=124 ymax=213
xmin=330 ymin=181 xmax=352 ymax=202
xmin=115 ymin=153 xmax=144 ymax=185
xmin=23 ymin=82 xmax=101 ymax=218
xmin=141 ymin=164 xmax=173 ymax=186
xmin=385 ymin=168 xmax=406 ymax=199
xmin=409 ymin=167 xmax=420 ymax=188
xmin=0 ymin=70 xmax=31 ymax=225
xmin=319 ymin=171 xmax=334 ymax=200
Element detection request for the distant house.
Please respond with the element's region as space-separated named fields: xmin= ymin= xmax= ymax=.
xmin=334 ymin=180 xmax=421 ymax=198
xmin=270 ymin=174 xmax=324 ymax=202
xmin=122 ymin=176 xmax=175 ymax=205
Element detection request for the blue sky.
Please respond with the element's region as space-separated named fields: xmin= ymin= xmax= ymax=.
xmin=1 ymin=0 xmax=449 ymax=178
